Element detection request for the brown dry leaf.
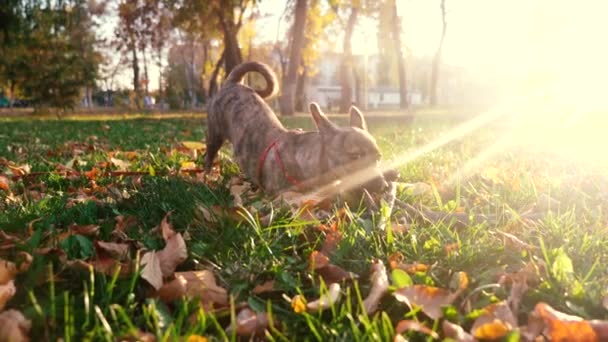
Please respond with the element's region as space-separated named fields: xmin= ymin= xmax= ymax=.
xmin=229 ymin=182 xmax=250 ymax=207
xmin=157 ymin=271 xmax=228 ymax=307
xmin=527 ymin=302 xmax=598 ymax=342
xmin=15 ymin=252 xmax=33 ymax=273
xmin=0 ymin=280 xmax=16 ymax=311
xmin=114 ymin=215 xmax=138 ymax=232
xmin=110 ymin=157 xmax=131 ymax=171
xmin=70 ymin=223 xmax=100 ymax=236
xmin=442 ymin=320 xmax=475 ymax=342
xmin=252 ymin=280 xmax=276 ymax=295
xmin=471 ymin=302 xmax=517 ymax=340
xmin=394 ymin=285 xmax=458 ymax=320
xmin=388 ymin=253 xmax=429 ymax=274
xmin=0 ymin=309 xmax=31 ymax=342
xmin=495 ymin=230 xmax=537 ymax=251
xmin=316 ymin=264 xmax=358 ymax=284
xmin=394 ymin=320 xmax=439 ymax=340
xmin=177 ymin=270 xmax=228 ymax=306
xmin=140 ymin=252 xmax=163 ymax=290
xmin=95 ymin=241 xmax=130 ymax=260
xmin=157 ymin=233 xmax=187 ymax=277
xmin=309 ymin=251 xmax=330 ymax=270
xmin=159 ymin=211 xmax=176 ymax=241
xmin=0 ymin=258 xmax=17 ymax=285
xmin=0 ymin=175 xmax=10 ymax=191
xmin=228 ymin=307 xmax=269 ymax=336
xmin=362 ymin=260 xmax=389 ymax=314
xmin=306 ymin=283 xmax=341 ymax=313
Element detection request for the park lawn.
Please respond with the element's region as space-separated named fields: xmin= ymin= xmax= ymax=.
xmin=0 ymin=113 xmax=607 ymax=341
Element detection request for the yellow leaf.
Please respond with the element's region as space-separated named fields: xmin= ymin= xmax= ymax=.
xmin=182 ymin=141 xmax=205 ymax=150
xmin=473 ymin=319 xmax=511 ymax=339
xmin=181 ymin=161 xmax=196 ymax=170
xmin=148 ymin=165 xmax=156 ymax=176
xmin=186 ymin=335 xmax=208 ymax=342
xmin=291 ymin=295 xmax=307 ymax=313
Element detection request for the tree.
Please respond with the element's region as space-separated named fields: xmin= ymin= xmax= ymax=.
xmin=337 ymin=0 xmax=360 ymax=113
xmin=279 ymin=0 xmax=308 ymax=116
xmin=389 ymin=0 xmax=408 ymax=109
xmin=430 ymin=0 xmax=447 ymax=106
xmin=1 ymin=1 xmax=101 ymax=111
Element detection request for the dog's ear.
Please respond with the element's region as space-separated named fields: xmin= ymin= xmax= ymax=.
xmin=349 ymin=105 xmax=368 ymax=131
xmin=310 ymin=102 xmax=336 ymax=132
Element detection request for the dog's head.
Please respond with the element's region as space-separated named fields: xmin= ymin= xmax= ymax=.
xmin=310 ymin=103 xmax=388 ymax=193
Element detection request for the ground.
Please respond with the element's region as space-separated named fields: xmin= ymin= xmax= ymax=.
xmin=0 ymin=112 xmax=607 ymax=341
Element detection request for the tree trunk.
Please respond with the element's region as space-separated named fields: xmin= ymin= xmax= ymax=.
xmin=390 ymin=0 xmax=408 ymax=109
xmin=208 ymin=49 xmax=225 ymax=98
xmin=339 ymin=6 xmax=358 ymax=113
xmin=294 ymin=65 xmax=308 ymax=112
xmin=157 ymin=42 xmax=163 ymax=110
xmin=430 ymin=0 xmax=447 ymax=107
xmin=130 ymin=40 xmax=141 ymax=110
xmin=216 ymin=3 xmax=243 ymax=76
xmin=142 ymin=45 xmax=149 ymax=95
xmin=279 ymin=0 xmax=308 ymax=116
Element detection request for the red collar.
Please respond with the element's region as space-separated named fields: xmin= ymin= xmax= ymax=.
xmin=257 ymin=138 xmax=301 ymax=187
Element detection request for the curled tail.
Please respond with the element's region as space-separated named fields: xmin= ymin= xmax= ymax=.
xmin=224 ymin=62 xmax=278 ymax=98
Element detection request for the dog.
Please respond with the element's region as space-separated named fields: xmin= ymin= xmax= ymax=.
xmin=204 ymin=61 xmax=387 ymax=196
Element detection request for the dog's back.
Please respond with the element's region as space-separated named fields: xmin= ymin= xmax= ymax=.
xmin=204 ymin=62 xmax=285 ymax=178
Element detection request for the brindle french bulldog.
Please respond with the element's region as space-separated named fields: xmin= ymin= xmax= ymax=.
xmin=205 ymin=61 xmax=387 ymax=195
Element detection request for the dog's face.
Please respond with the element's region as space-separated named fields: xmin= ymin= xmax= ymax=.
xmin=310 ymin=103 xmax=388 ymax=193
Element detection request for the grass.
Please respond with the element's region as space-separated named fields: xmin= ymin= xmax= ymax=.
xmin=1 ymin=112 xmax=607 ymax=340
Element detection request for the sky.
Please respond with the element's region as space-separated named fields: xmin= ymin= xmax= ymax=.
xmin=103 ymin=0 xmax=608 ymax=101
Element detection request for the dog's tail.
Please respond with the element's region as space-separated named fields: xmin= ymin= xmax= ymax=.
xmin=223 ymin=62 xmax=278 ymax=99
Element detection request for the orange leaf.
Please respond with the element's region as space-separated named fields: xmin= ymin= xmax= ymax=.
xmin=252 ymin=280 xmax=276 ymax=295
xmin=533 ymin=302 xmax=598 ymax=342
xmin=0 ymin=175 xmax=10 ymax=191
xmin=309 ymin=251 xmax=330 ymax=270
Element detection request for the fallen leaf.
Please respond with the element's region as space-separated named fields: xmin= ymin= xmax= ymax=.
xmin=0 ymin=280 xmax=16 ymax=311
xmin=70 ymin=223 xmax=100 ymax=236
xmin=309 ymin=251 xmax=330 ymax=270
xmin=315 ymin=264 xmax=358 ymax=284
xmin=157 ymin=271 xmax=228 ymax=307
xmin=394 ymin=320 xmax=439 ymax=340
xmin=158 ymin=211 xmax=176 ymax=241
xmin=306 ymin=283 xmax=341 ymax=313
xmin=110 ymin=157 xmax=131 ymax=171
xmin=0 ymin=309 xmax=31 ymax=342
xmin=230 ymin=182 xmax=250 ymax=207
xmin=182 ymin=141 xmax=206 ymax=150
xmin=15 ymin=252 xmax=33 ymax=273
xmin=95 ymin=241 xmax=130 ymax=260
xmin=252 ymin=280 xmax=276 ymax=295
xmin=471 ymin=302 xmax=517 ymax=339
xmin=156 ymin=233 xmax=187 ymax=277
xmin=528 ymin=302 xmax=598 ymax=342
xmin=362 ymin=260 xmax=389 ymax=314
xmin=228 ymin=307 xmax=269 ymax=336
xmin=442 ymin=320 xmax=475 ymax=342
xmin=291 ymin=295 xmax=307 ymax=313
xmin=394 ymin=285 xmax=459 ymax=320
xmin=0 ymin=258 xmax=17 ymax=285
xmin=140 ymin=252 xmax=163 ymax=290
xmin=0 ymin=175 xmax=10 ymax=191
xmin=186 ymin=335 xmax=208 ymax=342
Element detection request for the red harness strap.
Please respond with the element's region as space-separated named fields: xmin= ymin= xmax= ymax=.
xmin=257 ymin=138 xmax=301 ymax=187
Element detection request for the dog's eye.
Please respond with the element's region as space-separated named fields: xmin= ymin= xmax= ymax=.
xmin=349 ymin=153 xmax=362 ymax=160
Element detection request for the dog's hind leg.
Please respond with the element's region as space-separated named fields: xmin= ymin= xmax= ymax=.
xmin=204 ymin=115 xmax=224 ymax=173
